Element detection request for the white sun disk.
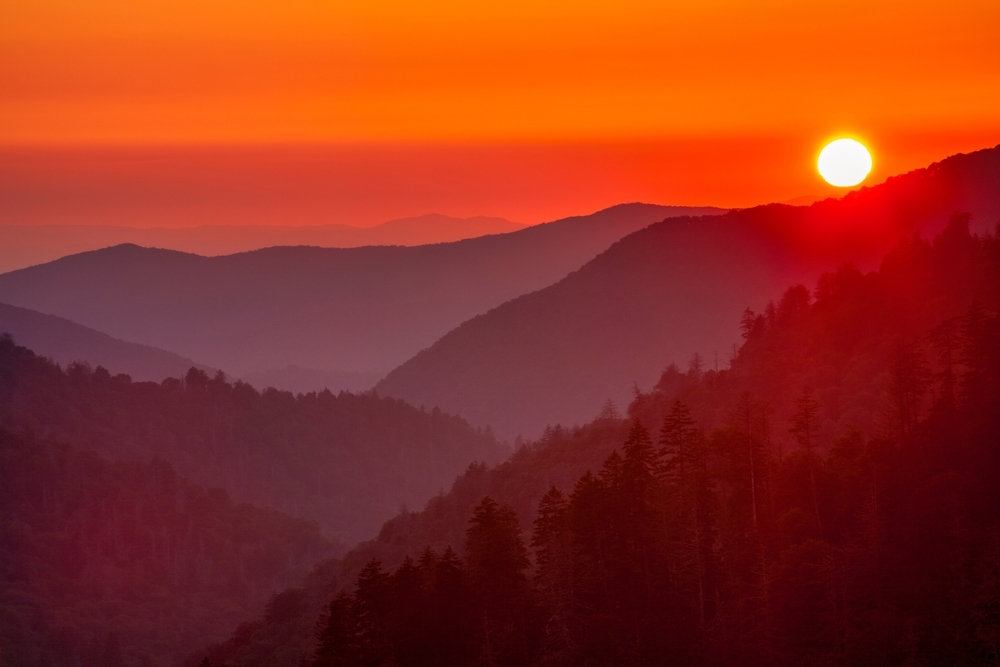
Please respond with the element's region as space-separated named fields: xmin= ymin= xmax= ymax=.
xmin=818 ymin=138 xmax=872 ymax=187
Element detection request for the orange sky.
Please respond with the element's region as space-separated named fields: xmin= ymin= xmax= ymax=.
xmin=1 ymin=0 xmax=999 ymax=220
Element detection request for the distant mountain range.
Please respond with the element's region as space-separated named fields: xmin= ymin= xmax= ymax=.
xmin=376 ymin=145 xmax=1000 ymax=439
xmin=0 ymin=301 xmax=212 ymax=381
xmin=0 ymin=213 xmax=525 ymax=274
xmin=0 ymin=204 xmax=723 ymax=387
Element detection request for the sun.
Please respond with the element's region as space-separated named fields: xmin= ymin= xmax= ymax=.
xmin=818 ymin=138 xmax=872 ymax=187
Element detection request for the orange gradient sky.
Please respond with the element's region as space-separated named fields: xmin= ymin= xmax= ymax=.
xmin=1 ymin=0 xmax=999 ymax=222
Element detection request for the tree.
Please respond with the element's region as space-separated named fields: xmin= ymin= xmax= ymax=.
xmin=789 ymin=387 xmax=823 ymax=533
xmin=621 ymin=420 xmax=657 ymax=513
xmin=466 ymin=497 xmax=534 ymax=667
xmin=389 ymin=557 xmax=426 ymax=667
xmin=688 ymin=352 xmax=704 ymax=382
xmin=928 ymin=317 xmax=960 ymax=414
xmin=618 ymin=422 xmax=659 ymax=623
xmin=659 ymin=401 xmax=699 ymax=483
xmin=313 ymin=592 xmax=356 ymax=667
xmin=659 ymin=401 xmax=717 ymax=629
xmin=886 ymin=338 xmax=930 ymax=436
xmin=531 ymin=488 xmax=575 ymax=660
xmin=425 ymin=547 xmax=474 ymax=666
xmin=353 ymin=560 xmax=391 ymax=667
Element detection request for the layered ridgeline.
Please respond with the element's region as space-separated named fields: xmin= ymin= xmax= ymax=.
xmin=377 ymin=145 xmax=1000 ymax=439
xmin=0 ymin=213 xmax=525 ymax=274
xmin=0 ymin=204 xmax=718 ymax=392
xmin=198 ymin=216 xmax=999 ymax=666
xmin=0 ymin=429 xmax=335 ymax=667
xmin=0 ymin=338 xmax=506 ymax=543
xmin=0 ymin=301 xmax=213 ymax=382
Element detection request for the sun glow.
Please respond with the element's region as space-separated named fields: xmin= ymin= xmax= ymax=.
xmin=818 ymin=139 xmax=873 ymax=187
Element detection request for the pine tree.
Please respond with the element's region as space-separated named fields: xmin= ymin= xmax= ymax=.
xmin=427 ymin=546 xmax=474 ymax=666
xmin=887 ymin=338 xmax=930 ymax=436
xmin=389 ymin=557 xmax=426 ymax=667
xmin=466 ymin=497 xmax=533 ymax=667
xmin=790 ymin=387 xmax=823 ymax=535
xmin=659 ymin=401 xmax=717 ymax=629
xmin=353 ymin=560 xmax=391 ymax=667
xmin=928 ymin=317 xmax=960 ymax=414
xmin=313 ymin=592 xmax=356 ymax=667
xmin=531 ymin=487 xmax=575 ymax=661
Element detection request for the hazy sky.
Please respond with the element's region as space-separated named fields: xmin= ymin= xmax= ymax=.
xmin=2 ymin=0 xmax=998 ymax=221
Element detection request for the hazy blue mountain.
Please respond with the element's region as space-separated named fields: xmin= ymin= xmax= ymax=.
xmin=376 ymin=145 xmax=1000 ymax=439
xmin=0 ymin=204 xmax=723 ymax=381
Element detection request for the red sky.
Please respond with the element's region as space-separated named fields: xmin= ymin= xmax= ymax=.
xmin=2 ymin=0 xmax=998 ymax=224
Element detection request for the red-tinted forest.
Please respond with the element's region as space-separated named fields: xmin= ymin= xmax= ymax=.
xmin=0 ymin=344 xmax=505 ymax=543
xmin=0 ymin=428 xmax=334 ymax=666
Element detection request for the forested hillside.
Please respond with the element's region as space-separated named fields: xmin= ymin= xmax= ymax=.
xmin=0 ymin=341 xmax=506 ymax=543
xmin=200 ymin=214 xmax=999 ymax=666
xmin=0 ymin=430 xmax=334 ymax=667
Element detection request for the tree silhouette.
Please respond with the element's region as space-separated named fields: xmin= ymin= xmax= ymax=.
xmin=313 ymin=593 xmax=355 ymax=667
xmin=789 ymin=387 xmax=823 ymax=533
xmin=465 ymin=497 xmax=534 ymax=667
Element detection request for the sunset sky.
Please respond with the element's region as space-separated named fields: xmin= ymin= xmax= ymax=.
xmin=2 ymin=0 xmax=999 ymax=223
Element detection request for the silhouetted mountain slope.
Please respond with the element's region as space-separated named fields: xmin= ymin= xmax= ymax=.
xmin=0 ymin=429 xmax=334 ymax=667
xmin=198 ymin=213 xmax=1000 ymax=667
xmin=0 ymin=204 xmax=721 ymax=381
xmin=0 ymin=338 xmax=506 ymax=543
xmin=0 ymin=214 xmax=524 ymax=273
xmin=377 ymin=145 xmax=1000 ymax=439
xmin=0 ymin=301 xmax=212 ymax=381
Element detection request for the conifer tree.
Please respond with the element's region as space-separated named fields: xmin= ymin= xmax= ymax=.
xmin=887 ymin=338 xmax=930 ymax=436
xmin=313 ymin=592 xmax=356 ymax=667
xmin=928 ymin=317 xmax=960 ymax=414
xmin=531 ymin=487 xmax=575 ymax=661
xmin=466 ymin=497 xmax=534 ymax=667
xmin=659 ymin=401 xmax=716 ymax=628
xmin=790 ymin=387 xmax=823 ymax=533
xmin=352 ymin=560 xmax=391 ymax=667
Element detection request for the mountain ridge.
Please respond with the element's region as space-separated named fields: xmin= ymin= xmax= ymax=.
xmin=0 ymin=204 xmax=724 ymax=385
xmin=0 ymin=301 xmax=213 ymax=381
xmin=0 ymin=213 xmax=526 ymax=274
xmin=376 ymin=145 xmax=1000 ymax=439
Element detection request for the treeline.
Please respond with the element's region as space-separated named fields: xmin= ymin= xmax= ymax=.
xmin=0 ymin=429 xmax=334 ymax=667
xmin=636 ymin=212 xmax=1000 ymax=443
xmin=0 ymin=340 xmax=507 ymax=542
xmin=196 ymin=214 xmax=1000 ymax=666
xmin=309 ymin=288 xmax=999 ymax=664
xmin=193 ymin=419 xmax=631 ymax=667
